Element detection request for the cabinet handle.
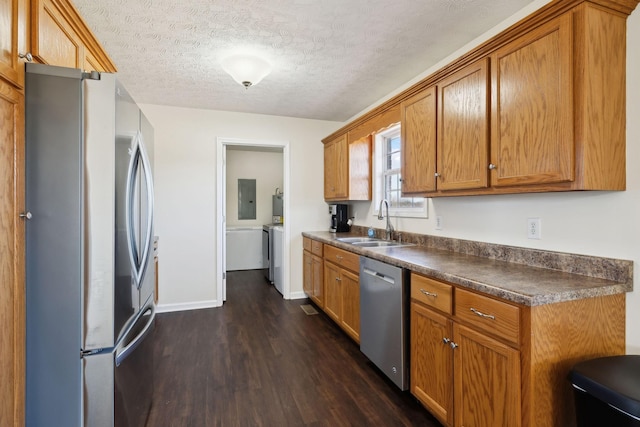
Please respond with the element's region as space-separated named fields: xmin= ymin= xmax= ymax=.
xmin=470 ymin=307 xmax=495 ymax=320
xmin=336 ymin=277 xmax=341 ymax=282
xmin=488 ymin=163 xmax=497 ymax=170
xmin=420 ymin=289 xmax=437 ymax=298
xmin=19 ymin=52 xmax=33 ymax=62
xmin=336 ymin=255 xmax=343 ymax=260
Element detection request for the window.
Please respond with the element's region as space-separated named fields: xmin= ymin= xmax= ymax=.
xmin=374 ymin=124 xmax=427 ymax=218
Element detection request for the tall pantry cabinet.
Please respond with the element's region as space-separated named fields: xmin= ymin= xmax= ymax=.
xmin=0 ymin=1 xmax=115 ymax=425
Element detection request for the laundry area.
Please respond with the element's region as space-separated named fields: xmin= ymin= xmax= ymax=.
xmin=225 ymin=147 xmax=284 ymax=294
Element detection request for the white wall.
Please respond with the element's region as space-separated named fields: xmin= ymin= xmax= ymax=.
xmin=349 ymin=2 xmax=640 ymax=354
xmin=140 ymin=105 xmax=340 ymax=310
xmin=226 ymin=149 xmax=283 ymax=227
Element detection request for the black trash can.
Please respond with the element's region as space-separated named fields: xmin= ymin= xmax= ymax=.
xmin=569 ymin=355 xmax=640 ymax=427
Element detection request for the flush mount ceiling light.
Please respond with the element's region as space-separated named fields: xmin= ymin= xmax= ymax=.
xmin=221 ymin=55 xmax=272 ymax=89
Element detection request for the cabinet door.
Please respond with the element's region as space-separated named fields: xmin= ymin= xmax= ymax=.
xmin=490 ymin=14 xmax=573 ymax=187
xmin=323 ymin=262 xmax=341 ymax=322
xmin=311 ymin=254 xmax=324 ymax=308
xmin=453 ymin=324 xmax=521 ymax=427
xmin=0 ymin=80 xmax=25 ymax=427
xmin=437 ymin=58 xmax=489 ymax=191
xmin=340 ymin=268 xmax=359 ymax=342
xmin=348 ymin=135 xmax=372 ymax=200
xmin=0 ymin=0 xmax=28 ymax=87
xmin=324 ymin=135 xmax=348 ymax=200
xmin=32 ymin=0 xmax=83 ymax=68
xmin=401 ymin=86 xmax=437 ymax=194
xmin=303 ymin=250 xmax=313 ymax=296
xmin=411 ymin=302 xmax=453 ymax=427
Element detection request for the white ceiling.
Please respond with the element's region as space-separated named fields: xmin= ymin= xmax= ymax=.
xmin=73 ymin=0 xmax=536 ymax=122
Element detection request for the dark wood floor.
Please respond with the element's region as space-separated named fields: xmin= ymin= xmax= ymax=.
xmin=146 ymin=269 xmax=442 ymax=426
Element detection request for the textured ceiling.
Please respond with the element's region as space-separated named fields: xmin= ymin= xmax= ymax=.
xmin=73 ymin=0 xmax=536 ymax=122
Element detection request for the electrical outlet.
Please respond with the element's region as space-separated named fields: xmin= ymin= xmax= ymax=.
xmin=435 ymin=216 xmax=443 ymax=230
xmin=527 ymin=218 xmax=541 ymax=239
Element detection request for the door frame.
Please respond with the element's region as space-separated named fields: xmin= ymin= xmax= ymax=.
xmin=215 ymin=137 xmax=290 ymax=304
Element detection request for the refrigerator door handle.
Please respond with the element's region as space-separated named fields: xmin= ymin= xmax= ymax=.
xmin=125 ymin=131 xmax=155 ymax=288
xmin=125 ymin=134 xmax=140 ymax=284
xmin=115 ymin=302 xmax=155 ymax=367
xmin=137 ymin=133 xmax=155 ymax=287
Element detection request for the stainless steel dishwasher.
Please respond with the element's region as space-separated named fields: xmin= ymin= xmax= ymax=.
xmin=359 ymin=256 xmax=409 ymax=390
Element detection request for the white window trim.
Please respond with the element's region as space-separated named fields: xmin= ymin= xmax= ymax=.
xmin=373 ymin=124 xmax=428 ymax=219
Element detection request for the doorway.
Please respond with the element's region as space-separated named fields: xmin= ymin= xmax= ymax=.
xmin=215 ymin=138 xmax=290 ymax=303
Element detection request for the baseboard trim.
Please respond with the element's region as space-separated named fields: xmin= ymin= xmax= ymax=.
xmin=156 ymin=299 xmax=221 ymax=313
xmin=287 ymin=291 xmax=308 ymax=300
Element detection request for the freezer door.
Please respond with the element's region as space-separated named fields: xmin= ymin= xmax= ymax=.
xmin=114 ymin=302 xmax=156 ymax=427
xmin=83 ymin=350 xmax=115 ymax=427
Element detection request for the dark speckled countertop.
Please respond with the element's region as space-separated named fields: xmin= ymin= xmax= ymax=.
xmin=302 ymin=230 xmax=633 ymax=307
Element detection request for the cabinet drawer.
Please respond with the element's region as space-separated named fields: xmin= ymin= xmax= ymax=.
xmin=311 ymin=240 xmax=323 ymax=257
xmin=410 ymin=273 xmax=452 ymax=315
xmin=303 ymin=237 xmax=312 ymax=252
xmin=455 ymin=288 xmax=520 ymax=345
xmin=324 ymin=245 xmax=359 ymax=272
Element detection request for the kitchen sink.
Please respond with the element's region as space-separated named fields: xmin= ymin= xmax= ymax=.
xmin=336 ymin=237 xmax=382 ymax=243
xmin=352 ymin=241 xmax=414 ymax=248
xmin=336 ymin=236 xmax=413 ymax=248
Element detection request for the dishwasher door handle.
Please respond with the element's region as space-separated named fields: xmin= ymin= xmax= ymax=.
xmin=362 ymin=267 xmax=395 ymax=285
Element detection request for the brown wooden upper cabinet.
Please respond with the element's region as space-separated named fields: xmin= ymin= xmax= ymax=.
xmin=324 ymin=134 xmax=348 ymax=200
xmin=490 ymin=14 xmax=574 ymax=188
xmin=400 ymin=86 xmax=437 ymax=194
xmin=437 ymin=58 xmax=489 ymax=191
xmin=331 ymin=0 xmax=633 ymax=198
xmin=400 ymin=59 xmax=489 ymax=195
xmin=0 ymin=0 xmax=28 ymax=88
xmin=489 ymin=4 xmax=627 ymax=193
xmin=324 ymin=133 xmax=371 ymax=201
xmin=31 ymin=0 xmax=115 ymax=72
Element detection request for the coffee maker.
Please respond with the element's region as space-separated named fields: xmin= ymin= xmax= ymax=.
xmin=329 ymin=204 xmax=350 ymax=232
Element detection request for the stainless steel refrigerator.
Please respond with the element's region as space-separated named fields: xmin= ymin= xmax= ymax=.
xmin=25 ymin=63 xmax=156 ymax=427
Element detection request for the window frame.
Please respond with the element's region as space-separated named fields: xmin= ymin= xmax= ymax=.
xmin=373 ymin=123 xmax=428 ymax=218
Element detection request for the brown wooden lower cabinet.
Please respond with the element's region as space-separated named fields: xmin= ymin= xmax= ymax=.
xmin=303 ymin=237 xmax=324 ymax=308
xmin=318 ymin=243 xmax=360 ymax=343
xmin=410 ymin=272 xmax=626 ymax=427
xmin=411 ymin=303 xmax=453 ymax=425
xmin=323 ymin=261 xmax=360 ymax=343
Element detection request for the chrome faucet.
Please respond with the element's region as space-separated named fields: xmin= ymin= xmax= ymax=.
xmin=378 ymin=199 xmax=394 ymax=240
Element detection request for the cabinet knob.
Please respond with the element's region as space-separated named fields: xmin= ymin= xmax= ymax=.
xmin=434 ymin=172 xmax=440 ymax=178
xmin=488 ymin=163 xmax=497 ymax=170
xmin=20 ymin=211 xmax=32 ymax=220
xmin=450 ymin=341 xmax=459 ymax=349
xmin=19 ymin=52 xmax=33 ymax=62
xmin=442 ymin=337 xmax=451 ymax=345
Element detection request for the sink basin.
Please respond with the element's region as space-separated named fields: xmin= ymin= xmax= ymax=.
xmin=336 ymin=236 xmax=414 ymax=248
xmin=352 ymin=241 xmax=413 ymax=248
xmin=336 ymin=237 xmax=383 ymax=243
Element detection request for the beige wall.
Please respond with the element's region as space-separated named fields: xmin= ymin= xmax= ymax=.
xmin=143 ymin=0 xmax=640 ymax=353
xmin=139 ymin=104 xmax=340 ymax=310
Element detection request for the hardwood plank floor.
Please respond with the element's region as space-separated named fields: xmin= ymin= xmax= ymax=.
xmin=146 ymin=269 xmax=442 ymax=426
